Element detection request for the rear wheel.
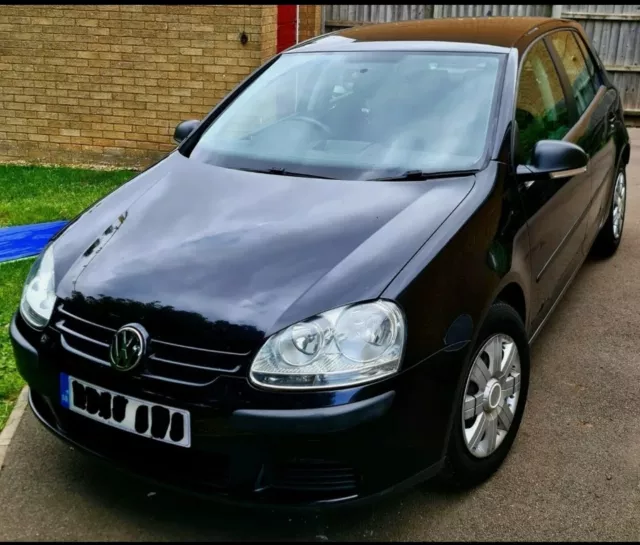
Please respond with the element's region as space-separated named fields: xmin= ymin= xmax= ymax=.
xmin=437 ymin=302 xmax=530 ymax=489
xmin=591 ymin=166 xmax=626 ymax=258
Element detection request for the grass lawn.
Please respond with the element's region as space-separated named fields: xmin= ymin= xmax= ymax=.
xmin=0 ymin=259 xmax=35 ymax=429
xmin=0 ymin=164 xmax=135 ymax=227
xmin=0 ymin=164 xmax=135 ymax=430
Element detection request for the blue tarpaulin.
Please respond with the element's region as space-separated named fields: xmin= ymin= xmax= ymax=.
xmin=0 ymin=221 xmax=68 ymax=263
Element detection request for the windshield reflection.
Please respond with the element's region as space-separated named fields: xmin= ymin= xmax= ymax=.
xmin=189 ymin=51 xmax=504 ymax=181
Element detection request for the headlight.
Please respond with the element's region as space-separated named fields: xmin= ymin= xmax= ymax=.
xmin=250 ymin=300 xmax=406 ymax=390
xmin=20 ymin=245 xmax=56 ymax=330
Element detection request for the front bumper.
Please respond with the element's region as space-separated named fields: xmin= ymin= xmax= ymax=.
xmin=11 ymin=312 xmax=464 ymax=508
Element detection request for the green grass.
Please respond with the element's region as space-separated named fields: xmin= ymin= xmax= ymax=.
xmin=0 ymin=164 xmax=135 ymax=430
xmin=0 ymin=259 xmax=34 ymax=429
xmin=0 ymin=164 xmax=136 ymax=227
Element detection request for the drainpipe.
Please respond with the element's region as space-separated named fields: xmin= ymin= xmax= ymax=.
xmin=551 ymin=5 xmax=563 ymax=19
xmin=296 ymin=4 xmax=300 ymax=43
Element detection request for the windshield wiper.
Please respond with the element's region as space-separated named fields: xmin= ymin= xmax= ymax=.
xmin=239 ymin=167 xmax=335 ymax=180
xmin=370 ymin=169 xmax=476 ymax=182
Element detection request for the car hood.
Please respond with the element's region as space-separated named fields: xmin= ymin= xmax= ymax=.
xmin=55 ymin=152 xmax=475 ymax=353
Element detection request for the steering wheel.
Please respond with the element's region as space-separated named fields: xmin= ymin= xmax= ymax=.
xmin=288 ymin=115 xmax=332 ymax=136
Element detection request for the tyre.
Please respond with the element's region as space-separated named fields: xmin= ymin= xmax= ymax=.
xmin=437 ymin=302 xmax=530 ymax=489
xmin=591 ymin=166 xmax=627 ymax=258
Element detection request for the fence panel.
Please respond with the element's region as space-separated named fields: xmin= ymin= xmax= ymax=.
xmin=561 ymin=5 xmax=640 ymax=114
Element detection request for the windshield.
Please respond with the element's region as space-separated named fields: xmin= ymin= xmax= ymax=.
xmin=188 ymin=51 xmax=504 ymax=180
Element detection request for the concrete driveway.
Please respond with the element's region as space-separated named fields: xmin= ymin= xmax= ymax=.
xmin=1 ymin=130 xmax=639 ymax=542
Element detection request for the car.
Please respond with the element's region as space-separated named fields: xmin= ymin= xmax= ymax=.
xmin=11 ymin=16 xmax=630 ymax=509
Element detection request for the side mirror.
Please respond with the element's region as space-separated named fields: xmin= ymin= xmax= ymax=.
xmin=173 ymin=119 xmax=200 ymax=144
xmin=516 ymin=140 xmax=588 ymax=181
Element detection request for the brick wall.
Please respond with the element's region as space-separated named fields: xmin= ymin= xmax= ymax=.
xmin=0 ymin=4 xmax=278 ymax=168
xmin=260 ymin=5 xmax=277 ymax=62
xmin=298 ymin=5 xmax=323 ymax=42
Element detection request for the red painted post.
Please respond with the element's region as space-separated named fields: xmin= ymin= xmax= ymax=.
xmin=277 ymin=4 xmax=298 ymax=53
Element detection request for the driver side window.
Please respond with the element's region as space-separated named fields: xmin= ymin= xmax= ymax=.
xmin=516 ymin=40 xmax=571 ymax=164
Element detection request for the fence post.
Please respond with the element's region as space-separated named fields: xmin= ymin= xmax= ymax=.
xmin=551 ymin=5 xmax=564 ymax=18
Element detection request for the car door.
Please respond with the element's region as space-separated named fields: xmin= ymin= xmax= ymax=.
xmin=546 ymin=29 xmax=618 ymax=252
xmin=515 ymin=38 xmax=591 ymax=332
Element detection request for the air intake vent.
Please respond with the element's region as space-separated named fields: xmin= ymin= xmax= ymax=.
xmin=268 ymin=459 xmax=359 ymax=493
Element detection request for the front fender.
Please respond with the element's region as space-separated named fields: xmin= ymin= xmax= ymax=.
xmin=383 ymin=162 xmax=528 ymax=366
xmin=382 ymin=161 xmax=531 ymax=458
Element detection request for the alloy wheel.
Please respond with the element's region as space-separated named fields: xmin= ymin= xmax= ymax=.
xmin=612 ymin=170 xmax=626 ymax=241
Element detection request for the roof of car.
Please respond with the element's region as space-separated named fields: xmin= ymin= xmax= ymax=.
xmin=291 ymin=17 xmax=583 ymax=55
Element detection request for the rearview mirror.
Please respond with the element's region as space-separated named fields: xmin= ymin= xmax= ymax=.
xmin=516 ymin=140 xmax=588 ymax=181
xmin=173 ymin=119 xmax=200 ymax=144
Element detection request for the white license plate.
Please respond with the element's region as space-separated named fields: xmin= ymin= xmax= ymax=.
xmin=60 ymin=373 xmax=191 ymax=448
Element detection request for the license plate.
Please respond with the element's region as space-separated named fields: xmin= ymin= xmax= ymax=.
xmin=60 ymin=373 xmax=191 ymax=448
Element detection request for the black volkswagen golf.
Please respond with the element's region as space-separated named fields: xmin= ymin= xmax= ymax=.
xmin=11 ymin=17 xmax=630 ymax=508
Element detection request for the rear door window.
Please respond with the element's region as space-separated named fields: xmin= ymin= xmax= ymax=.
xmin=573 ymin=32 xmax=604 ymax=89
xmin=550 ymin=31 xmax=597 ymax=117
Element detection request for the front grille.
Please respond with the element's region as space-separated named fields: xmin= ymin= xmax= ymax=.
xmin=267 ymin=459 xmax=359 ymax=494
xmin=53 ymin=304 xmax=245 ymax=386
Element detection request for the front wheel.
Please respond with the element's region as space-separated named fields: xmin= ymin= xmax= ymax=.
xmin=591 ymin=166 xmax=627 ymax=258
xmin=437 ymin=302 xmax=530 ymax=489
